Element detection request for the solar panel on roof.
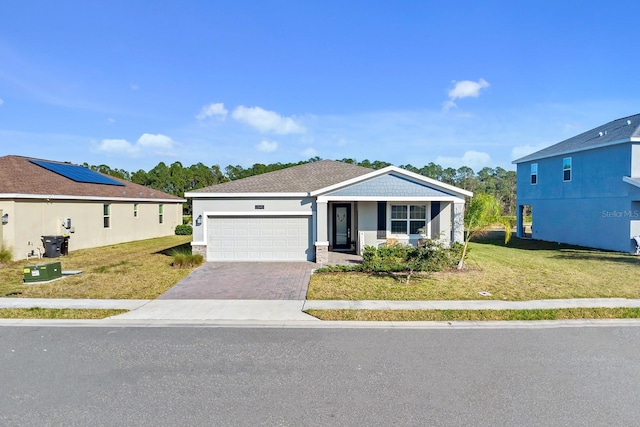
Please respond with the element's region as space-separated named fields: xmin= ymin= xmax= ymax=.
xmin=29 ymin=160 xmax=126 ymax=186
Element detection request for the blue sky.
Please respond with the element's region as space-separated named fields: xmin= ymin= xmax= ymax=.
xmin=1 ymin=1 xmax=639 ymax=173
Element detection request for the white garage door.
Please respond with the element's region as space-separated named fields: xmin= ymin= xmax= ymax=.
xmin=207 ymin=216 xmax=312 ymax=261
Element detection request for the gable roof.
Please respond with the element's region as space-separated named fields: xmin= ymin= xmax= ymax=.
xmin=312 ymin=165 xmax=473 ymax=198
xmin=513 ymin=113 xmax=640 ymax=164
xmin=322 ymin=173 xmax=460 ymax=198
xmin=189 ymin=160 xmax=373 ymax=194
xmin=0 ymin=155 xmax=183 ymax=202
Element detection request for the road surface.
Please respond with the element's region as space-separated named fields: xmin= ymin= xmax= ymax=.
xmin=1 ymin=325 xmax=639 ymax=426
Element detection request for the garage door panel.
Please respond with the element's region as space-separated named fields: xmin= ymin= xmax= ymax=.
xmin=207 ymin=216 xmax=311 ymax=262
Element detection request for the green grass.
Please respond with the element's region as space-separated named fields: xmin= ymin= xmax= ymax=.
xmin=0 ymin=308 xmax=127 ymax=319
xmin=308 ymin=233 xmax=640 ymax=301
xmin=306 ymin=307 xmax=640 ymax=321
xmin=0 ymin=235 xmax=194 ymax=299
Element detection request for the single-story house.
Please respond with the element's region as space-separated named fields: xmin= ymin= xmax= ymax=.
xmin=0 ymin=155 xmax=185 ymax=261
xmin=513 ymin=113 xmax=640 ymax=253
xmin=186 ymin=160 xmax=472 ymax=262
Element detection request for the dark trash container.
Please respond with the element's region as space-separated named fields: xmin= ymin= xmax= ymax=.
xmin=61 ymin=236 xmax=70 ymax=256
xmin=42 ymin=235 xmax=64 ymax=258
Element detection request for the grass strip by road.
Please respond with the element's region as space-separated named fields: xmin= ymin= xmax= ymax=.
xmin=308 ymin=234 xmax=640 ymax=301
xmin=0 ymin=308 xmax=128 ymax=319
xmin=305 ymin=308 xmax=640 ymax=321
xmin=0 ymin=235 xmax=193 ymax=299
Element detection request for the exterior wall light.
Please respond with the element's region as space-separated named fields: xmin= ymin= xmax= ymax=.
xmin=1 ymin=213 xmax=7 ymax=224
xmin=195 ymin=214 xmax=203 ymax=226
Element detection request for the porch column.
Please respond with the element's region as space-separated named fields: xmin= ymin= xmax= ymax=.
xmin=516 ymin=204 xmax=523 ymax=238
xmin=452 ymin=202 xmax=465 ymax=244
xmin=315 ymin=201 xmax=329 ymax=263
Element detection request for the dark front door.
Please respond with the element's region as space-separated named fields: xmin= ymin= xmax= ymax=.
xmin=332 ymin=204 xmax=351 ymax=251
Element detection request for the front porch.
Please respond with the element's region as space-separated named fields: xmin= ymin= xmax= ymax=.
xmin=310 ymin=167 xmax=471 ymax=263
xmin=325 ymin=250 xmax=363 ymax=266
xmin=314 ymin=199 xmax=466 ymax=263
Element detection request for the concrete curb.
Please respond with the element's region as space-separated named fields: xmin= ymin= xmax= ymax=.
xmin=2 ymin=318 xmax=640 ymax=330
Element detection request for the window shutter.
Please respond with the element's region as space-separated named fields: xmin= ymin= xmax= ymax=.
xmin=377 ymin=201 xmax=386 ymax=239
xmin=431 ymin=201 xmax=441 ymax=220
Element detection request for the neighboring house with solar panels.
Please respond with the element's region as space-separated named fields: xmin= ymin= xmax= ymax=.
xmin=513 ymin=113 xmax=640 ymax=253
xmin=0 ymin=155 xmax=184 ymax=260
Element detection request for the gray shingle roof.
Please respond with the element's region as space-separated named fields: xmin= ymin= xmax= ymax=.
xmin=514 ymin=113 xmax=640 ymax=164
xmin=190 ymin=160 xmax=373 ymax=194
xmin=0 ymin=155 xmax=183 ymax=201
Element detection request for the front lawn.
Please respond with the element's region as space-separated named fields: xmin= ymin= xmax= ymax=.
xmin=306 ymin=308 xmax=640 ymax=321
xmin=0 ymin=235 xmax=194 ymax=299
xmin=307 ymin=234 xmax=640 ymax=301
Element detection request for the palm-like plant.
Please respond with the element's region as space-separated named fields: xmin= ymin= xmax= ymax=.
xmin=457 ymin=193 xmax=511 ymax=270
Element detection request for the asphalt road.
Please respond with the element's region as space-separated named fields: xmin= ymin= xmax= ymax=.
xmin=1 ymin=325 xmax=639 ymax=426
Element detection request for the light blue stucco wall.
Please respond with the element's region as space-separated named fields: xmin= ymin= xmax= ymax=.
xmin=325 ymin=173 xmax=456 ymax=197
xmin=516 ymin=143 xmax=640 ymax=252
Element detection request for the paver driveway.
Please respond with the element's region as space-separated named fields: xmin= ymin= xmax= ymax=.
xmin=158 ymin=262 xmax=316 ymax=300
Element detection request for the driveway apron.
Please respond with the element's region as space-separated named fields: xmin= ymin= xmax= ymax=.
xmin=158 ymin=262 xmax=315 ymax=300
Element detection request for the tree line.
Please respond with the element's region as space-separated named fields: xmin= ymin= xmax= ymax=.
xmin=84 ymin=157 xmax=516 ymax=215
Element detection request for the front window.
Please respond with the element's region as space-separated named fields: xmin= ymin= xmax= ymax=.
xmin=103 ymin=203 xmax=110 ymax=228
xmin=563 ymin=157 xmax=572 ymax=181
xmin=134 ymin=203 xmax=138 ymax=218
xmin=530 ymin=163 xmax=538 ymax=185
xmin=391 ymin=204 xmax=427 ymax=235
xmin=159 ymin=204 xmax=164 ymax=224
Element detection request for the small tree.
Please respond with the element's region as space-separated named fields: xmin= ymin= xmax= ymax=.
xmin=457 ymin=193 xmax=511 ymax=270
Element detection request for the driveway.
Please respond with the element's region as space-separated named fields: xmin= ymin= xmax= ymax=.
xmin=157 ymin=262 xmax=315 ymax=300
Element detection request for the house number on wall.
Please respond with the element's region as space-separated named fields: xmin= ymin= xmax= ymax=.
xmin=255 ymin=205 xmax=265 ymax=210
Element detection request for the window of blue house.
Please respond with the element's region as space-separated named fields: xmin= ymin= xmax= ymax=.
xmin=530 ymin=163 xmax=538 ymax=184
xmin=563 ymin=157 xmax=572 ymax=182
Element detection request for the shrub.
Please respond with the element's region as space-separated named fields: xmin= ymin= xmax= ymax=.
xmin=0 ymin=244 xmax=12 ymax=265
xmin=171 ymin=248 xmax=203 ymax=268
xmin=315 ymin=264 xmax=362 ymax=273
xmin=175 ymin=224 xmax=193 ymax=235
xmin=361 ymin=241 xmax=463 ymax=274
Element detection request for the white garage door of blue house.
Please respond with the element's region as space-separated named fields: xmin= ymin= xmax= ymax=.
xmin=206 ymin=216 xmax=312 ymax=261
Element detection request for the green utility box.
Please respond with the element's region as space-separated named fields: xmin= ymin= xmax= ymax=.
xmin=23 ymin=262 xmax=62 ymax=283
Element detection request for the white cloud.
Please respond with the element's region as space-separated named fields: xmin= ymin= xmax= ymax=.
xmin=232 ymin=105 xmax=306 ymax=134
xmin=0 ymin=98 xmax=4 ymax=106
xmin=137 ymin=133 xmax=175 ymax=149
xmin=96 ymin=133 xmax=176 ymax=157
xmin=443 ymin=78 xmax=490 ymax=111
xmin=130 ymin=84 xmax=140 ymax=91
xmin=96 ymin=138 xmax=138 ymax=156
xmin=302 ymin=147 xmax=318 ymax=158
xmin=107 ymin=117 xmax=115 ymax=124
xmin=436 ymin=150 xmax=493 ymax=170
xmin=511 ymin=144 xmax=547 ymax=161
xmin=196 ymin=102 xmax=228 ymax=120
xmin=256 ymin=139 xmax=278 ymax=152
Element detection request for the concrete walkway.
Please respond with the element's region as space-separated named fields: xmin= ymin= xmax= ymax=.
xmin=3 ymin=298 xmax=640 ymax=322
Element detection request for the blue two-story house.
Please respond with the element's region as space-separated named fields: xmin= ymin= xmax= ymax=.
xmin=513 ymin=113 xmax=640 ymax=253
